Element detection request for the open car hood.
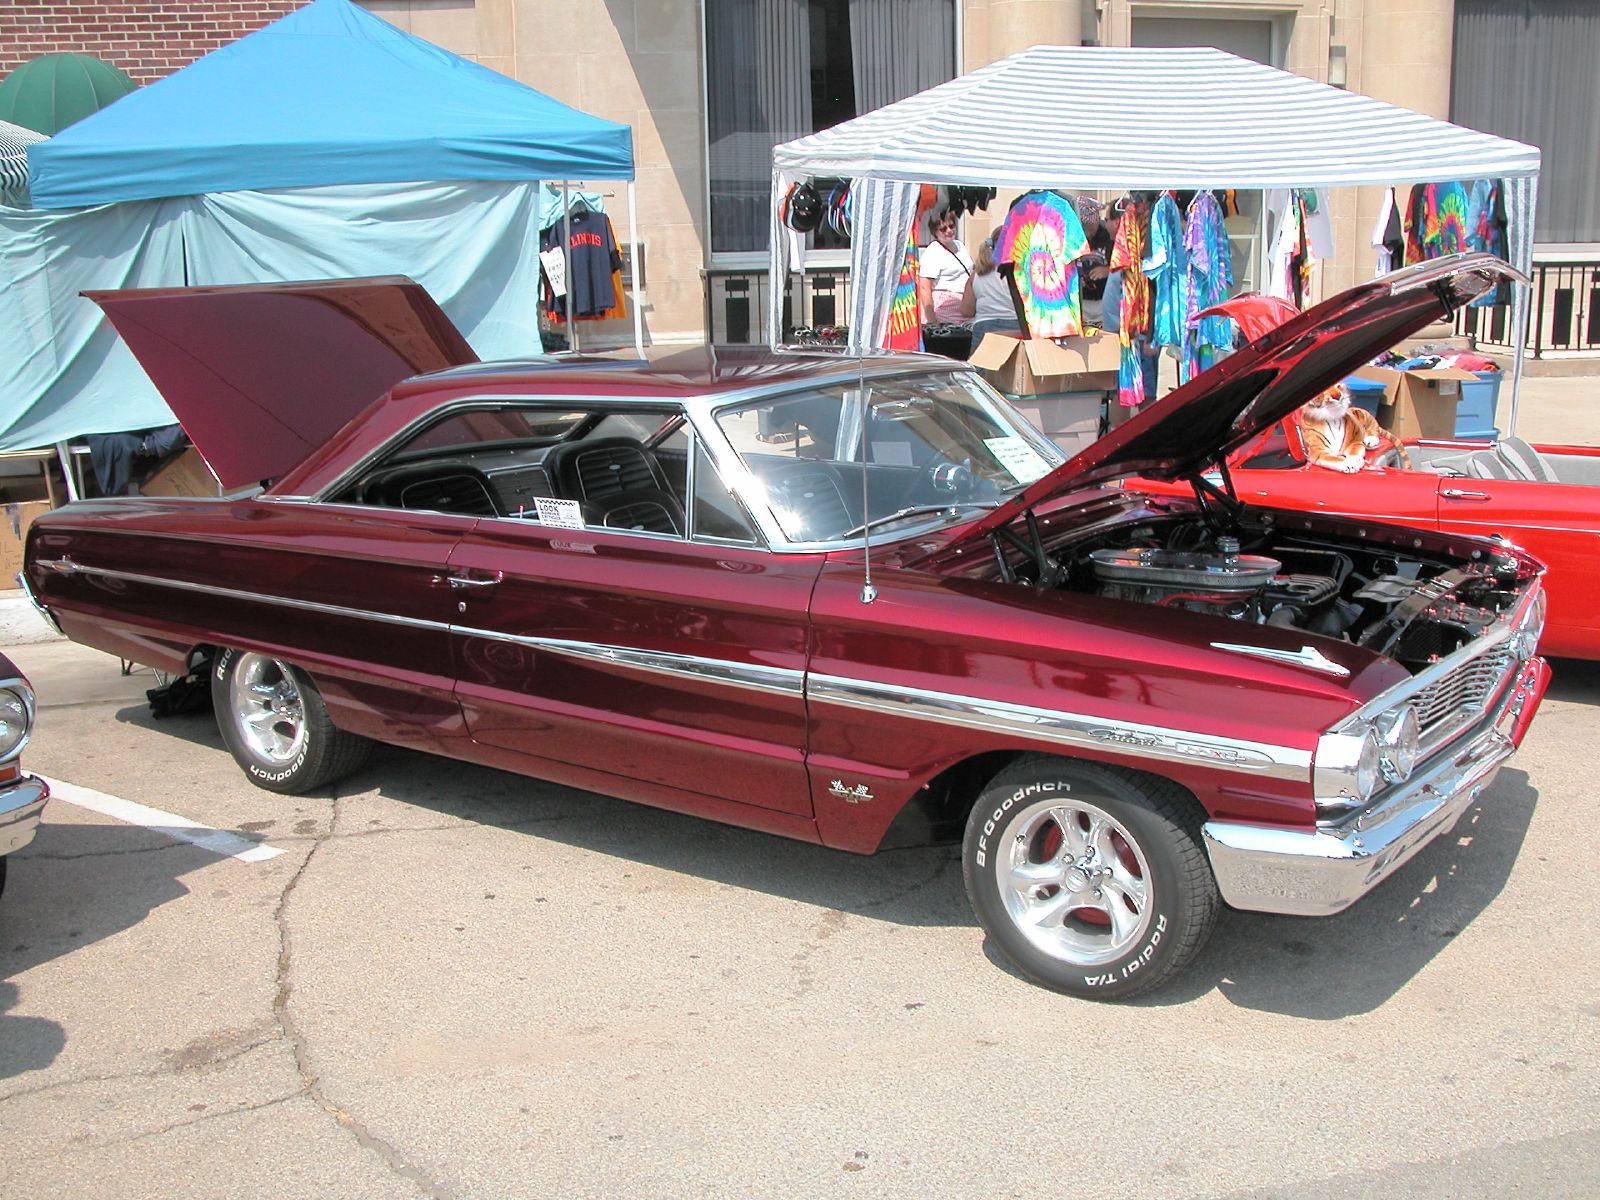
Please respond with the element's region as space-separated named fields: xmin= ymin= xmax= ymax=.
xmin=86 ymin=277 xmax=478 ymax=489
xmin=956 ymin=253 xmax=1522 ymax=545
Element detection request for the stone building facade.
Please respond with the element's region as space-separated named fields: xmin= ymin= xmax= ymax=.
xmin=2 ymin=1 xmax=1587 ymax=349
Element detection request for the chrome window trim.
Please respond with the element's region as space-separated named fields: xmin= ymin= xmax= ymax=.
xmin=282 ymin=360 xmax=1033 ymax=555
xmin=807 ymin=672 xmax=1310 ymax=784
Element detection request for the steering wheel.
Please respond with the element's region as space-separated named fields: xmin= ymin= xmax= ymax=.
xmin=922 ymin=458 xmax=973 ymax=499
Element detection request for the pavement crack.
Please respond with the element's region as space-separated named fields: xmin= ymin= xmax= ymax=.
xmin=0 ymin=1038 xmax=278 ymax=1104
xmin=274 ymin=790 xmax=457 ymax=1200
xmin=106 ymin=1086 xmax=309 ymax=1149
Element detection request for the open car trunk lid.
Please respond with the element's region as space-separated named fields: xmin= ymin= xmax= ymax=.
xmin=953 ymin=253 xmax=1522 ymax=547
xmin=86 ymin=276 xmax=478 ymax=490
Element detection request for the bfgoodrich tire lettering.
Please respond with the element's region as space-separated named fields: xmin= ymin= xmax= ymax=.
xmin=962 ymin=756 xmax=1219 ymax=1000
xmin=211 ymin=648 xmax=371 ymax=795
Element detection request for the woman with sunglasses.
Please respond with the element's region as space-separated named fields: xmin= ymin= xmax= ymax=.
xmin=917 ymin=207 xmax=974 ymax=326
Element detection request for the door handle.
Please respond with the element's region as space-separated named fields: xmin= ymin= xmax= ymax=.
xmin=434 ymin=571 xmax=504 ymax=589
xmin=1442 ymin=488 xmax=1492 ymax=501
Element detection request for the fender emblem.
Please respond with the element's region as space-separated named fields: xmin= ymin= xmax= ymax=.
xmin=828 ymin=779 xmax=875 ymax=803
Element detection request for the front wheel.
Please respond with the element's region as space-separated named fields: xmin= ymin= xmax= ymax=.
xmin=211 ymin=649 xmax=371 ymax=794
xmin=962 ymin=758 xmax=1219 ymax=1000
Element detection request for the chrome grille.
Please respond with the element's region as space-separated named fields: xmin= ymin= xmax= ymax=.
xmin=1413 ymin=649 xmax=1512 ymax=747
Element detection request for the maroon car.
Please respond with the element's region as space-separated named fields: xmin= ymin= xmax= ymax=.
xmin=23 ymin=257 xmax=1549 ymax=998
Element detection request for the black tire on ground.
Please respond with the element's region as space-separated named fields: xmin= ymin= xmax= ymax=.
xmin=0 ymin=854 xmax=7 ymax=899
xmin=211 ymin=648 xmax=372 ymax=794
xmin=962 ymin=756 xmax=1220 ymax=1001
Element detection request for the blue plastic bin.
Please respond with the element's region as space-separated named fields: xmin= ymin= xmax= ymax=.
xmin=1343 ymin=376 xmax=1387 ymax=417
xmin=1455 ymin=370 xmax=1501 ymax=437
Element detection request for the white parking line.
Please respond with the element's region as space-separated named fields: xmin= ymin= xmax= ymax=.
xmin=40 ymin=776 xmax=286 ymax=863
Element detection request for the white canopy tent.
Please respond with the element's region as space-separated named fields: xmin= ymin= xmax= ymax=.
xmin=769 ymin=46 xmax=1543 ymax=424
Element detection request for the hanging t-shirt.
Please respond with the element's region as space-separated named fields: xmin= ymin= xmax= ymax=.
xmin=887 ymin=229 xmax=923 ymax=351
xmin=1467 ymin=178 xmax=1511 ymax=307
xmin=1143 ymin=193 xmax=1187 ymax=353
xmin=1110 ymin=200 xmax=1153 ymax=409
xmin=540 ymin=209 xmax=620 ymax=318
xmin=997 ymin=191 xmax=1089 ymax=339
xmin=1183 ymin=190 xmax=1235 ymax=382
xmin=1403 ymin=182 xmax=1470 ymax=266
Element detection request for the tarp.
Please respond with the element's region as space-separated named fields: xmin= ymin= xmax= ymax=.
xmin=0 ymin=182 xmax=548 ymax=451
xmin=768 ymin=45 xmax=1542 ymax=368
xmin=26 ymin=0 xmax=634 ymax=209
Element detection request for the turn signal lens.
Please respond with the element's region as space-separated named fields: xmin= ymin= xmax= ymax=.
xmin=1313 ymin=727 xmax=1384 ymax=819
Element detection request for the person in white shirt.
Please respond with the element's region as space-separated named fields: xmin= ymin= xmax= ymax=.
xmin=918 ymin=208 xmax=974 ymax=325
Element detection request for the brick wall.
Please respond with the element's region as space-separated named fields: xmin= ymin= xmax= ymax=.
xmin=0 ymin=2 xmax=312 ymax=84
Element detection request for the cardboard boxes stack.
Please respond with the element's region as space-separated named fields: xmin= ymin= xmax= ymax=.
xmin=1351 ymin=364 xmax=1478 ymax=441
xmin=967 ymin=332 xmax=1120 ymax=456
xmin=140 ymin=448 xmax=220 ymax=498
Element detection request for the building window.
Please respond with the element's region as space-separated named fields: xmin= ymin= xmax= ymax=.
xmin=704 ymin=0 xmax=956 ymax=259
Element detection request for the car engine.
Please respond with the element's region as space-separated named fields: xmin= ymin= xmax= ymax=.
xmin=1037 ymin=512 xmax=1530 ymax=674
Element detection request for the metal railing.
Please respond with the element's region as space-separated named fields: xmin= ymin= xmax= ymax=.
xmin=705 ymin=267 xmax=853 ymax=345
xmin=1455 ymin=258 xmax=1600 ymax=357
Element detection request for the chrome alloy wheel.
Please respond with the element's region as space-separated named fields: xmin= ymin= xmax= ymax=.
xmin=227 ymin=654 xmax=308 ymax=767
xmin=995 ymin=797 xmax=1154 ymax=967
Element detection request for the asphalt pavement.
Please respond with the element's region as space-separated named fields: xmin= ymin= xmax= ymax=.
xmin=0 ymin=371 xmax=1595 ymax=1198
xmin=0 ymin=641 xmax=1596 ymax=1198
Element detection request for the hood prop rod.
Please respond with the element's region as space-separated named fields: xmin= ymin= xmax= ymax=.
xmin=989 ymin=508 xmax=1063 ymax=587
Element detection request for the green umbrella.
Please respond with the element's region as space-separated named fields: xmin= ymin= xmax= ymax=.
xmin=0 ymin=53 xmax=137 ymax=136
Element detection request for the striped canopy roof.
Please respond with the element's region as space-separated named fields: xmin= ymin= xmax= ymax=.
xmin=773 ymin=45 xmax=1540 ymax=189
xmin=0 ymin=118 xmax=45 ymax=202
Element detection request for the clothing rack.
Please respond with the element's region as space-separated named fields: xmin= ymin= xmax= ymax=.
xmin=554 ymin=179 xmax=643 ymax=356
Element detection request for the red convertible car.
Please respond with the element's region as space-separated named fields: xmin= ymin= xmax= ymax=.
xmin=23 ymin=255 xmax=1548 ymax=999
xmin=1134 ymin=293 xmax=1600 ymax=661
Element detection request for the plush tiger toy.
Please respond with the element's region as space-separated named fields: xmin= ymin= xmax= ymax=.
xmin=1297 ymin=386 xmax=1411 ymax=472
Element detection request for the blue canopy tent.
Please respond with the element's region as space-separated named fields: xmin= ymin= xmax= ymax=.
xmin=3 ymin=0 xmax=638 ymax=478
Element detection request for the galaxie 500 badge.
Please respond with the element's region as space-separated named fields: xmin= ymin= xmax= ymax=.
xmin=828 ymin=780 xmax=875 ymax=803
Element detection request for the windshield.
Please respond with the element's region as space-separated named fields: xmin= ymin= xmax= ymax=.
xmin=714 ymin=370 xmax=1066 ymax=543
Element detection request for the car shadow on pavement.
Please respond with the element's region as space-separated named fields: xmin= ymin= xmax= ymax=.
xmin=107 ymin=699 xmax=1542 ymax=1009
xmin=0 ymin=820 xmax=220 ymax=1080
xmin=1147 ymin=768 xmax=1537 ymax=1017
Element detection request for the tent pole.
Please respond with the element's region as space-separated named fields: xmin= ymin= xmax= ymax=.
xmin=561 ymin=181 xmax=578 ymax=353
xmin=1506 ymin=174 xmax=1537 ymax=436
xmin=628 ymin=180 xmax=643 ymax=356
xmin=54 ymin=441 xmax=80 ymax=502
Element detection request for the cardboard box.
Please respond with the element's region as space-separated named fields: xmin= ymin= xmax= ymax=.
xmin=140 ymin=448 xmax=220 ymax=498
xmin=0 ymin=499 xmax=52 ymax=584
xmin=968 ymin=331 xmax=1120 ymax=396
xmin=1352 ymin=365 xmax=1476 ymax=440
xmin=1009 ymin=391 xmax=1104 ymax=457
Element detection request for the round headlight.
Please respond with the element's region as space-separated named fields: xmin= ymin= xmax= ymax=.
xmin=1375 ymin=706 xmax=1421 ymax=782
xmin=0 ymin=687 xmax=30 ymax=759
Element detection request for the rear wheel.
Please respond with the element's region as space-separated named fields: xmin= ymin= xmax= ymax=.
xmin=211 ymin=649 xmax=370 ymax=794
xmin=962 ymin=757 xmax=1219 ymax=1000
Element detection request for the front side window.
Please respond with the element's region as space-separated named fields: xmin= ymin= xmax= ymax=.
xmin=704 ymin=0 xmax=956 ymax=257
xmin=716 ymin=370 xmax=1065 ymax=543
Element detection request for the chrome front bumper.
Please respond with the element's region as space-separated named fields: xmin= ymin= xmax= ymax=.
xmin=1203 ymin=654 xmax=1549 ymax=917
xmin=0 ymin=774 xmax=49 ymax=857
